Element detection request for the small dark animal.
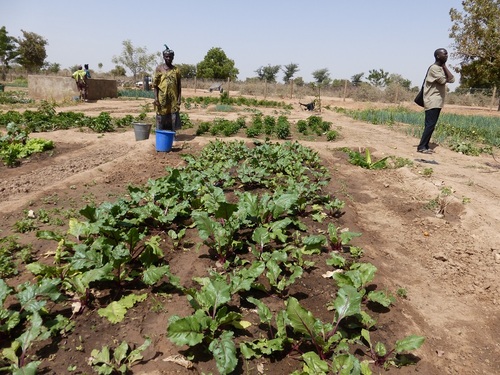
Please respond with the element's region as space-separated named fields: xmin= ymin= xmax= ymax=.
xmin=299 ymin=101 xmax=315 ymax=111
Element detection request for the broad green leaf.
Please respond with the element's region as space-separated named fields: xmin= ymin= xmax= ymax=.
xmin=286 ymin=297 xmax=317 ymax=338
xmin=331 ymin=353 xmax=360 ymax=374
xmin=241 ymin=337 xmax=285 ymax=358
xmin=12 ymin=361 xmax=41 ymax=375
xmin=374 ymin=341 xmax=387 ymax=357
xmin=98 ymin=302 xmax=127 ymax=324
xmin=127 ymin=337 xmax=152 ymax=364
xmin=252 ymin=227 xmax=270 ymax=248
xmin=230 ymin=261 xmax=265 ymax=293
xmin=360 ymin=360 xmax=373 ymax=375
xmin=208 ymin=331 xmax=237 ymax=375
xmin=246 ymin=296 xmax=272 ymax=324
xmin=0 ymin=309 xmax=20 ymax=332
xmin=326 ymin=252 xmax=346 ymax=268
xmin=197 ymin=278 xmax=231 ymax=312
xmin=334 ymin=285 xmax=362 ymax=321
xmin=0 ymin=279 xmax=12 ymax=303
xmin=192 ymin=211 xmax=215 ymax=240
xmin=142 ymin=265 xmax=180 ymax=288
xmin=350 ymin=262 xmax=377 ymax=286
xmin=68 ymin=218 xmax=87 ymax=239
xmin=98 ymin=294 xmax=146 ymax=323
xmin=394 ymin=335 xmax=425 ymax=353
xmin=167 ymin=314 xmax=206 ymax=346
xmin=35 ymin=230 xmax=63 ymax=241
xmin=301 ymin=351 xmax=329 ymax=374
xmin=119 ymin=293 xmax=147 ymax=309
xmin=361 ymin=329 xmax=372 ymax=348
xmin=2 ymin=341 xmax=20 ymax=364
xmin=113 ymin=341 xmax=129 ymax=364
xmin=366 ymin=290 xmax=395 ymax=307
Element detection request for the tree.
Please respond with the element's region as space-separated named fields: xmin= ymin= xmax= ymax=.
xmin=196 ymin=47 xmax=239 ymax=80
xmin=112 ymin=40 xmax=157 ymax=79
xmin=312 ymin=68 xmax=331 ymax=85
xmin=15 ymin=30 xmax=47 ymax=73
xmin=351 ymin=72 xmax=364 ymax=87
xmin=43 ymin=62 xmax=60 ymax=74
xmin=110 ymin=65 xmax=126 ymax=77
xmin=176 ymin=63 xmax=197 ymax=79
xmin=0 ymin=26 xmax=19 ymax=80
xmin=367 ymin=68 xmax=389 ymax=87
xmin=449 ymin=0 xmax=500 ymax=109
xmin=255 ymin=64 xmax=281 ymax=82
xmin=282 ymin=63 xmax=299 ymax=83
xmin=387 ymin=73 xmax=411 ymax=89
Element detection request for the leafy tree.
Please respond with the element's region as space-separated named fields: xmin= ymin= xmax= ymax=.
xmin=98 ymin=62 xmax=103 ymax=70
xmin=367 ymin=68 xmax=389 ymax=87
xmin=196 ymin=47 xmax=239 ymax=80
xmin=255 ymin=64 xmax=281 ymax=82
xmin=112 ymin=40 xmax=157 ymax=79
xmin=331 ymin=79 xmax=346 ymax=89
xmin=15 ymin=30 xmax=47 ymax=73
xmin=387 ymin=73 xmax=411 ymax=89
xmin=176 ymin=63 xmax=197 ymax=79
xmin=110 ymin=65 xmax=127 ymax=76
xmin=293 ymin=77 xmax=305 ymax=86
xmin=43 ymin=62 xmax=60 ymax=74
xmin=351 ymin=72 xmax=365 ymax=86
xmin=449 ymin=0 xmax=500 ymax=109
xmin=0 ymin=26 xmax=19 ymax=80
xmin=312 ymin=68 xmax=331 ymax=85
xmin=282 ymin=63 xmax=299 ymax=83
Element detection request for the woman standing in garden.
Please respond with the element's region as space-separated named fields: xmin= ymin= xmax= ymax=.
xmin=153 ymin=45 xmax=182 ymax=132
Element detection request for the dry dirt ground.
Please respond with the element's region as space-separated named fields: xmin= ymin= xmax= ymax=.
xmin=1 ymin=89 xmax=499 ymax=375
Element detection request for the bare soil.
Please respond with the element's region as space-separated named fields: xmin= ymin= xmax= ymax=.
xmin=1 ymin=90 xmax=499 ymax=375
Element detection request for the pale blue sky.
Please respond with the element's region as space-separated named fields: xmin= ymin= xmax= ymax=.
xmin=2 ymin=0 xmax=463 ymax=88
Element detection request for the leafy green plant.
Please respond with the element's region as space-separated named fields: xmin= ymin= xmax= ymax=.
xmin=89 ymin=337 xmax=151 ymax=375
xmin=343 ymin=147 xmax=389 ymax=170
xmin=361 ymin=329 xmax=425 ymax=369
xmin=167 ymin=268 xmax=263 ymax=374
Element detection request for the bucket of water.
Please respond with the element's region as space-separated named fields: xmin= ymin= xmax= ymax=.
xmin=155 ymin=130 xmax=175 ymax=152
xmin=133 ymin=123 xmax=152 ymax=141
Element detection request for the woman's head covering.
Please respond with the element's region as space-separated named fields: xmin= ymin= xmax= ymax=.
xmin=163 ymin=44 xmax=174 ymax=56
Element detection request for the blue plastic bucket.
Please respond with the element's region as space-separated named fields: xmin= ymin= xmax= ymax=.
xmin=155 ymin=130 xmax=175 ymax=152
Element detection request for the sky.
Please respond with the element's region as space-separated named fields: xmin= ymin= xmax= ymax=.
xmin=1 ymin=0 xmax=464 ymax=89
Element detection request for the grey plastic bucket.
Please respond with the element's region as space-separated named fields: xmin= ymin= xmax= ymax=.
xmin=133 ymin=123 xmax=152 ymax=141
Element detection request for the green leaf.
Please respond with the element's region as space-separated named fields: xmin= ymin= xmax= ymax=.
xmin=334 ymin=285 xmax=362 ymax=321
xmin=326 ymin=252 xmax=346 ymax=268
xmin=98 ymin=302 xmax=127 ymax=324
xmin=252 ymin=227 xmax=270 ymax=248
xmin=286 ymin=297 xmax=317 ymax=337
xmin=167 ymin=314 xmax=206 ymax=346
xmin=361 ymin=329 xmax=372 ymax=348
xmin=208 ymin=331 xmax=237 ymax=375
xmin=142 ymin=265 xmax=180 ymax=288
xmin=230 ymin=261 xmax=264 ymax=293
xmin=246 ymin=296 xmax=272 ymax=324
xmin=12 ymin=361 xmax=41 ymax=375
xmin=98 ymin=294 xmax=147 ymax=323
xmin=394 ymin=335 xmax=425 ymax=353
xmin=301 ymin=351 xmax=329 ymax=374
xmin=127 ymin=337 xmax=152 ymax=364
xmin=113 ymin=341 xmax=129 ymax=364
xmin=366 ymin=290 xmax=395 ymax=307
xmin=374 ymin=341 xmax=387 ymax=357
xmin=197 ymin=278 xmax=231 ymax=312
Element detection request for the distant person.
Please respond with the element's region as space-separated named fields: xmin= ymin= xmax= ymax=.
xmin=72 ymin=65 xmax=88 ymax=101
xmin=153 ymin=44 xmax=182 ymax=132
xmin=84 ymin=64 xmax=91 ymax=79
xmin=417 ymin=48 xmax=455 ymax=153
